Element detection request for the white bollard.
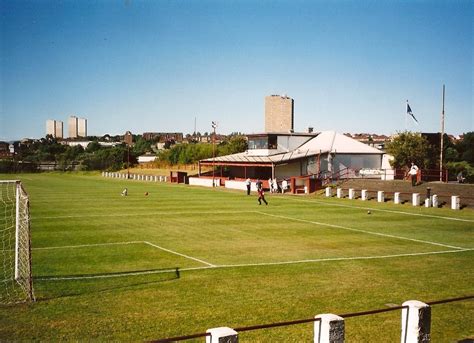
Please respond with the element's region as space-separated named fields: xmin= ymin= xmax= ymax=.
xmin=377 ymin=191 xmax=384 ymax=203
xmin=361 ymin=189 xmax=368 ymax=201
xmin=348 ymin=189 xmax=355 ymax=200
xmin=325 ymin=187 xmax=332 ymax=197
xmin=314 ymin=313 xmax=345 ymax=343
xmin=206 ymin=327 xmax=238 ymax=343
xmin=336 ymin=188 xmax=343 ymax=198
xmin=401 ymin=300 xmax=431 ymax=343
xmin=425 ymin=198 xmax=431 ymax=207
xmin=412 ymin=193 xmax=420 ymax=207
xmin=432 ymin=194 xmax=438 ymax=208
xmin=394 ymin=192 xmax=400 ymax=204
xmin=451 ymin=196 xmax=460 ymax=210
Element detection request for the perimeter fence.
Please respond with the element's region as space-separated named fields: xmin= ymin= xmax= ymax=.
xmin=151 ymin=295 xmax=473 ymax=342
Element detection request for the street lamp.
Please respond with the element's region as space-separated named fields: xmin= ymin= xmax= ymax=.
xmin=212 ymin=121 xmax=217 ymax=187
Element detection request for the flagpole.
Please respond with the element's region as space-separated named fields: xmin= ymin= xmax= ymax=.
xmin=440 ymin=85 xmax=445 ymax=182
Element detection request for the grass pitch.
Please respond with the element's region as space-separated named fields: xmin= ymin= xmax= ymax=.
xmin=1 ymin=172 xmax=473 ymax=341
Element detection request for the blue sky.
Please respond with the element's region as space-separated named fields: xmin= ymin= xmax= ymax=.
xmin=1 ymin=0 xmax=472 ymax=141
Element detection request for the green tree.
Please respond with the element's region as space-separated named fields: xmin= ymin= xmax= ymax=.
xmin=218 ymin=135 xmax=248 ymax=156
xmin=385 ymin=131 xmax=431 ymax=169
xmin=455 ymin=132 xmax=474 ymax=164
xmin=132 ymin=136 xmax=152 ymax=156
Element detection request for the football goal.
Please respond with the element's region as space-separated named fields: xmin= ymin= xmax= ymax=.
xmin=0 ymin=180 xmax=35 ymax=304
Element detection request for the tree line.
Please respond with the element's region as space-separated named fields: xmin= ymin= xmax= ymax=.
xmin=385 ymin=131 xmax=474 ymax=182
xmin=0 ymin=134 xmax=248 ymax=173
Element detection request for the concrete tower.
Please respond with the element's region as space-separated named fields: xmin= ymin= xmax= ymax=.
xmin=264 ymin=95 xmax=294 ymax=133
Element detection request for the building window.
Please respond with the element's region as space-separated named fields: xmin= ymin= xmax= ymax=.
xmin=248 ymin=135 xmax=277 ymax=150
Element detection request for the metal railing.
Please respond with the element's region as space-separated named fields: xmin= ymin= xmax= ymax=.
xmin=150 ymin=295 xmax=473 ymax=342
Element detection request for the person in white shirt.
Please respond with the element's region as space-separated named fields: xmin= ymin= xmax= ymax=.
xmin=409 ymin=162 xmax=419 ymax=186
xmin=281 ymin=179 xmax=288 ymax=193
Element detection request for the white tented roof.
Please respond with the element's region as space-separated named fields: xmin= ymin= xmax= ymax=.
xmin=298 ymin=131 xmax=383 ymax=154
xmin=200 ymin=131 xmax=382 ymax=164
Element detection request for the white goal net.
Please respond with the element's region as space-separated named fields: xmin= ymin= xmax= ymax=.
xmin=1 ymin=180 xmax=35 ymax=304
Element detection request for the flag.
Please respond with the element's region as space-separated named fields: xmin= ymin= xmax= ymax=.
xmin=406 ymin=101 xmax=418 ymax=124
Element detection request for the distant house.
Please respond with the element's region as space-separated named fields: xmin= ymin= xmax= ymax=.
xmin=198 ymin=131 xmax=384 ymax=184
xmin=138 ymin=154 xmax=157 ymax=163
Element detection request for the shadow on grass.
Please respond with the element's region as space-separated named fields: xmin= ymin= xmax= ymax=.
xmin=33 ymin=267 xmax=180 ymax=302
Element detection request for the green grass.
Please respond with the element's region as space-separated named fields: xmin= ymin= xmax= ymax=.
xmin=1 ymin=172 xmax=473 ymax=341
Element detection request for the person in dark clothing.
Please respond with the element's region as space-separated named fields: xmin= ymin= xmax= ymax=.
xmin=257 ymin=187 xmax=268 ymax=205
xmin=245 ymin=178 xmax=251 ymax=195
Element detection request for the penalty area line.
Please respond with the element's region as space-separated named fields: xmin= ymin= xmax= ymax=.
xmin=255 ymin=211 xmax=467 ymax=250
xmin=143 ymin=241 xmax=216 ymax=267
xmin=33 ymin=240 xmax=216 ymax=267
xmin=34 ymin=249 xmax=473 ymax=281
xmin=179 ymin=248 xmax=473 ymax=271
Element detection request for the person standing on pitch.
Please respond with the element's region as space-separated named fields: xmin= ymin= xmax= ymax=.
xmin=245 ymin=178 xmax=251 ymax=195
xmin=409 ymin=162 xmax=419 ymax=186
xmin=272 ymin=178 xmax=278 ymax=193
xmin=257 ymin=185 xmax=268 ymax=205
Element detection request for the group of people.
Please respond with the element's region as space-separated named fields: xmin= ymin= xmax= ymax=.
xmin=244 ymin=177 xmax=291 ymax=205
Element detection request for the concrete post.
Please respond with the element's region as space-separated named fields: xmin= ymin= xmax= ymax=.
xmin=314 ymin=314 xmax=344 ymax=343
xmin=361 ymin=189 xmax=368 ymax=201
xmin=336 ymin=188 xmax=343 ymax=198
xmin=206 ymin=327 xmax=238 ymax=343
xmin=348 ymin=189 xmax=355 ymax=200
xmin=394 ymin=192 xmax=400 ymax=204
xmin=401 ymin=300 xmax=431 ymax=343
xmin=325 ymin=187 xmax=332 ymax=197
xmin=377 ymin=191 xmax=384 ymax=203
xmin=432 ymin=195 xmax=438 ymax=208
xmin=412 ymin=193 xmax=420 ymax=207
xmin=451 ymin=196 xmax=460 ymax=210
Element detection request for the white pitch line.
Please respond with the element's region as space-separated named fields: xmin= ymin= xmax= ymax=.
xmin=32 ymin=240 xmax=216 ymax=267
xmin=36 ymin=249 xmax=473 ymax=281
xmin=255 ymin=211 xmax=467 ymax=250
xmin=33 ymin=241 xmax=144 ymax=250
xmin=177 ymin=248 xmax=473 ymax=271
xmin=33 ymin=210 xmax=254 ymax=220
xmin=143 ymin=241 xmax=216 ymax=267
xmin=288 ymin=197 xmax=474 ymax=223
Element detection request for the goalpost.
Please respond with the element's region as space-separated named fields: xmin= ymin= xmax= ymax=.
xmin=1 ymin=180 xmax=35 ymax=304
